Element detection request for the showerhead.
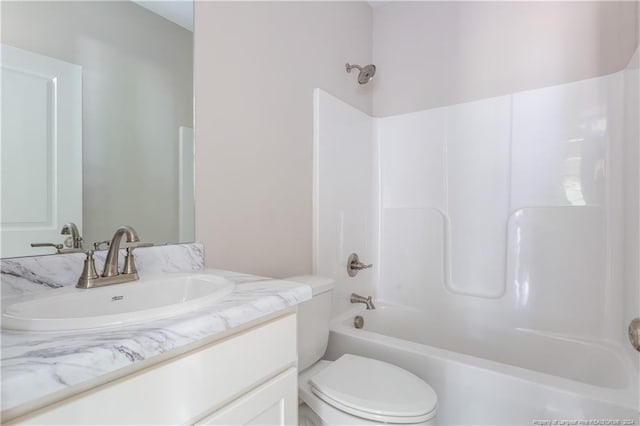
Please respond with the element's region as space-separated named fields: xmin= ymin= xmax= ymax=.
xmin=346 ymin=63 xmax=376 ymax=85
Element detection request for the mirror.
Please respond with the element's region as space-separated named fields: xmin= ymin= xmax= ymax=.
xmin=1 ymin=1 xmax=194 ymax=258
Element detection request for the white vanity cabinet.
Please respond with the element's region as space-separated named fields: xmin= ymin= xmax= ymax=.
xmin=11 ymin=313 xmax=298 ymax=425
xmin=196 ymin=367 xmax=297 ymax=425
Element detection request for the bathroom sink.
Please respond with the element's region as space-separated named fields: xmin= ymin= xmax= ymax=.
xmin=2 ymin=273 xmax=235 ymax=332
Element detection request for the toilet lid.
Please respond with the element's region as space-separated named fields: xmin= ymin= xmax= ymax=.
xmin=309 ymin=354 xmax=438 ymax=424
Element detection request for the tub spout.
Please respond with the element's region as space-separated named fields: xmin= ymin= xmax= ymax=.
xmin=350 ymin=293 xmax=375 ymax=310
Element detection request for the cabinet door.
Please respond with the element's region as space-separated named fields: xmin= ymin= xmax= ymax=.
xmin=196 ymin=368 xmax=297 ymax=426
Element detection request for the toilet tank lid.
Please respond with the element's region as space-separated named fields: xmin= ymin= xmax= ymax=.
xmin=285 ymin=275 xmax=334 ymax=296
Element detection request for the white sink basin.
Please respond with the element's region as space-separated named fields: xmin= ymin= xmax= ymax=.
xmin=2 ymin=273 xmax=235 ymax=332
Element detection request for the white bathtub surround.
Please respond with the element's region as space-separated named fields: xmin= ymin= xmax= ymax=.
xmin=378 ymin=73 xmax=624 ymax=312
xmin=622 ymin=48 xmax=640 ymax=368
xmin=1 ymin=243 xmax=205 ymax=299
xmin=0 ymin=246 xmax=312 ymax=415
xmin=327 ymin=306 xmax=639 ymax=424
xmin=316 ymin=71 xmax=633 ymax=336
xmin=375 ymin=62 xmax=639 ymax=388
xmin=315 ymin=59 xmax=638 ymax=420
xmin=313 ymin=90 xmax=377 ymax=316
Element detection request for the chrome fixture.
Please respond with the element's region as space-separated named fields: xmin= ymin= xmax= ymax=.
xmin=77 ymin=225 xmax=150 ymax=289
xmin=347 ymin=253 xmax=372 ymax=277
xmin=77 ymin=250 xmax=99 ymax=287
xmin=61 ymin=222 xmax=83 ymax=249
xmin=346 ymin=63 xmax=376 ymax=85
xmin=31 ymin=222 xmax=84 ymax=253
xmin=30 ymin=242 xmax=64 ymax=251
xmin=350 ymin=293 xmax=375 ymax=310
xmin=629 ymin=318 xmax=640 ymax=352
xmin=103 ymin=225 xmax=139 ymax=277
xmin=29 ymin=244 xmax=83 ymax=254
xmin=93 ymin=240 xmax=111 ymax=251
xmin=354 ymin=315 xmax=364 ymax=329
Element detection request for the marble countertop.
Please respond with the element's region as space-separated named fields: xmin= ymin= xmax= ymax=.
xmin=0 ymin=268 xmax=311 ymax=415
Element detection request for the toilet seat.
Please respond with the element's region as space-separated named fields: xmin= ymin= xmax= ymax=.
xmin=309 ymin=354 xmax=437 ymax=424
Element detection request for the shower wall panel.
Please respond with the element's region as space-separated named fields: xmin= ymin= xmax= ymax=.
xmin=315 ymin=67 xmax=635 ymax=347
xmin=445 ymin=97 xmax=511 ymax=297
xmin=623 ymin=48 xmax=639 ymax=364
xmin=313 ymin=89 xmax=376 ymax=316
xmin=378 ymin=72 xmax=627 ymax=340
xmin=379 ymin=96 xmax=512 ymax=299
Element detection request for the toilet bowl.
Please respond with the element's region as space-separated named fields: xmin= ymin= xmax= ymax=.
xmin=287 ymin=276 xmax=438 ymax=425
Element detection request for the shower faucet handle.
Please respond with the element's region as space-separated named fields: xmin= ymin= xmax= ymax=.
xmin=629 ymin=318 xmax=640 ymax=352
xmin=352 ymin=260 xmax=373 ymax=270
xmin=347 ymin=253 xmax=373 ymax=277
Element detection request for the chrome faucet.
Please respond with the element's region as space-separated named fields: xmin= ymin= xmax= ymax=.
xmin=350 ymin=293 xmax=375 ymax=310
xmin=61 ymin=222 xmax=83 ymax=249
xmin=31 ymin=222 xmax=84 ymax=254
xmin=103 ymin=225 xmax=139 ymax=277
xmin=77 ymin=225 xmax=149 ymax=289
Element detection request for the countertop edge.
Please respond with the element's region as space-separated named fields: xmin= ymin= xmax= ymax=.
xmin=1 ymin=308 xmax=297 ymax=423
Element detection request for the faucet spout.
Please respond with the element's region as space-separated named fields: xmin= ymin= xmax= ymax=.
xmin=61 ymin=222 xmax=83 ymax=249
xmin=350 ymin=293 xmax=376 ymax=310
xmin=102 ymin=225 xmax=139 ymax=277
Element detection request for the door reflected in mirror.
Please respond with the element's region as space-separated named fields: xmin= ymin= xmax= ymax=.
xmin=1 ymin=1 xmax=194 ymax=258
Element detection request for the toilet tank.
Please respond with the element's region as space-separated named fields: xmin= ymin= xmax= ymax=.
xmin=286 ymin=275 xmax=334 ymax=372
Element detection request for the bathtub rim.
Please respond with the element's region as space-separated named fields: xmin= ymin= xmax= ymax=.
xmin=330 ymin=303 xmax=639 ymax=411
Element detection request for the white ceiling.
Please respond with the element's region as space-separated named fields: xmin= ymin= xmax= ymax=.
xmin=132 ymin=0 xmax=194 ymax=32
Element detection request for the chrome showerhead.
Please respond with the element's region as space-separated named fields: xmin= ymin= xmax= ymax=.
xmin=346 ymin=63 xmax=376 ymax=84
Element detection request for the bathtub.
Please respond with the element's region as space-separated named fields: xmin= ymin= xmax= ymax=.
xmin=325 ymin=304 xmax=639 ymax=425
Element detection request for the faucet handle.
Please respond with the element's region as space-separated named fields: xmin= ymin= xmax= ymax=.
xmin=58 ymin=248 xmax=85 ymax=254
xmin=122 ymin=248 xmax=137 ymax=275
xmin=77 ymin=250 xmax=99 ymax=289
xmin=93 ymin=240 xmax=111 ymax=251
xmin=31 ymin=242 xmax=64 ymax=250
xmin=352 ymin=261 xmax=373 ymax=270
xmin=121 ymin=243 xmax=150 ymax=275
xmin=121 ymin=243 xmax=152 ymax=275
xmin=124 ymin=242 xmax=153 ymax=249
xmin=347 ymin=253 xmax=373 ymax=277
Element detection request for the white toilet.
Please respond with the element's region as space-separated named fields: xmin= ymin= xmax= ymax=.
xmin=288 ymin=276 xmax=438 ymax=425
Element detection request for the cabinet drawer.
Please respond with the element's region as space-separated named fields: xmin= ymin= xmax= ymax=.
xmin=17 ymin=314 xmax=297 ymax=425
